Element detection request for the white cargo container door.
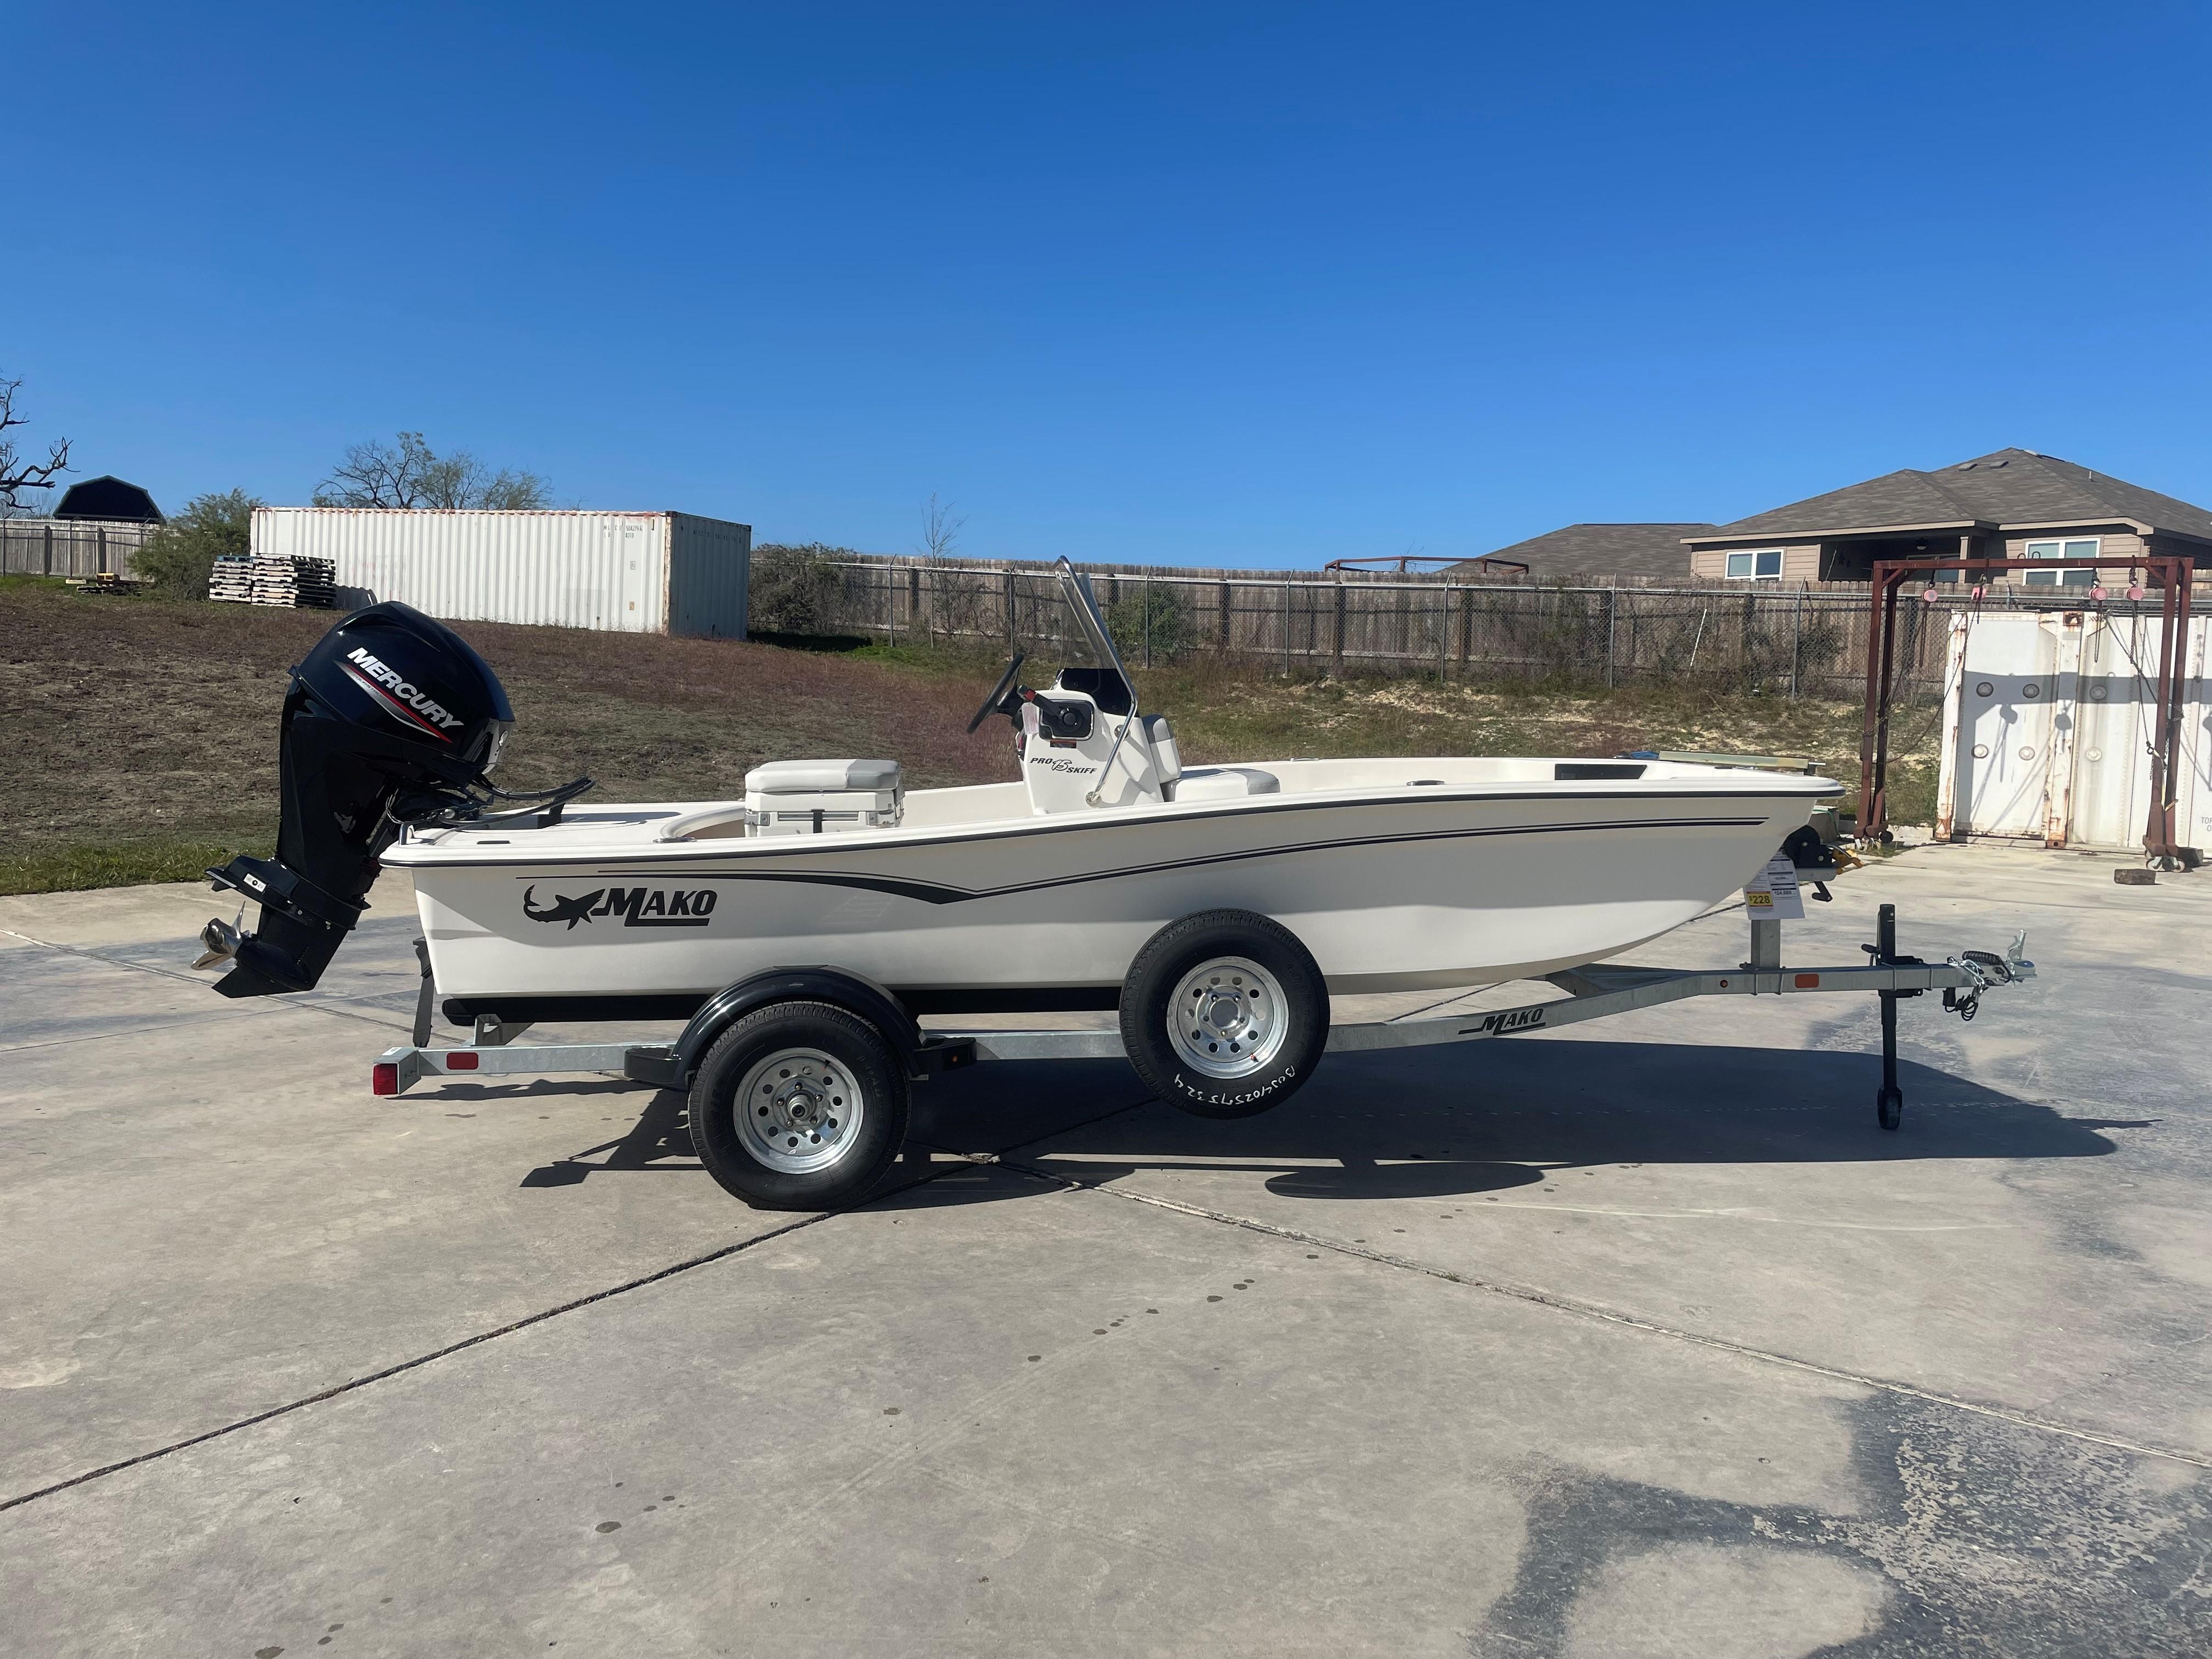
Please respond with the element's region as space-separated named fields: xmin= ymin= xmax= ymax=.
xmin=1947 ymin=613 xmax=2064 ymax=841
xmin=2067 ymin=614 xmax=2153 ymax=851
xmin=2056 ymin=613 xmax=2211 ymax=853
xmin=2187 ymin=619 xmax=2212 ymax=854
xmin=2141 ymin=619 xmax=2212 ymax=862
xmin=1941 ymin=611 xmax=2209 ymax=853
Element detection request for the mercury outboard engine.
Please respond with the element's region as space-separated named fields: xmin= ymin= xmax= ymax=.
xmin=199 ymin=601 xmax=589 ymax=998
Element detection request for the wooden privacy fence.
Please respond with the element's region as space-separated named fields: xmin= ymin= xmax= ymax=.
xmin=0 ymin=518 xmax=162 ymax=579
xmin=803 ymin=558 xmax=1996 ymax=699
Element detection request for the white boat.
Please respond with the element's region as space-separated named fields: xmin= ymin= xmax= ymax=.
xmin=381 ymin=561 xmax=1839 ymax=1018
xmin=197 ymin=560 xmax=1846 ymax=1205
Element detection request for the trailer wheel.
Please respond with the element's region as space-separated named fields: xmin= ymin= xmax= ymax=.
xmin=1876 ymin=1084 xmax=1904 ymax=1132
xmin=687 ymin=1002 xmax=908 ymax=1210
xmin=1121 ymin=910 xmax=1329 ymax=1118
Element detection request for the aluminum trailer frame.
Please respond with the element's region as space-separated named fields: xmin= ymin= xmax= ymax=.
xmin=371 ymin=905 xmax=2034 ymax=1132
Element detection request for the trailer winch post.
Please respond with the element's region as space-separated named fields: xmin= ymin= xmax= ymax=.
xmin=1748 ymin=914 xmax=1781 ymax=970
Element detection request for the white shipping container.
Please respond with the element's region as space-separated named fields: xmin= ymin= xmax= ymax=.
xmin=1936 ymin=610 xmax=2211 ymax=851
xmin=251 ymin=508 xmax=751 ymax=639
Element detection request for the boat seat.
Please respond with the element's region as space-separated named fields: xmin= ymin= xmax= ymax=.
xmin=658 ymin=760 xmax=905 ymax=841
xmin=745 ymin=759 xmax=902 ymax=793
xmin=1173 ymin=766 xmax=1280 ymax=801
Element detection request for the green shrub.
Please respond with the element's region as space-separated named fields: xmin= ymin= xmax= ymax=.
xmin=1105 ymin=582 xmax=1194 ymax=661
xmin=748 ymin=541 xmax=850 ymax=635
xmin=132 ymin=488 xmax=261 ymax=599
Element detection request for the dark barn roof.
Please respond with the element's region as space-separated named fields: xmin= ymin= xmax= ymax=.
xmin=1457 ymin=522 xmax=1718 ymax=582
xmin=1699 ymin=449 xmax=2212 ymax=546
xmin=53 ymin=476 xmax=164 ymax=523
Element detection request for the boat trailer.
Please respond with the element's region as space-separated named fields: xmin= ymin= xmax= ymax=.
xmin=373 ymin=903 xmax=2034 ymax=1142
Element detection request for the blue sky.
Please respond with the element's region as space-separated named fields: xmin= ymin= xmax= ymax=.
xmin=8 ymin=2 xmax=2208 ymax=567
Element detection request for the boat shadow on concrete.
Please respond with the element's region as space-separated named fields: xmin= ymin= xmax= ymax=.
xmin=513 ymin=1040 xmax=2148 ymax=1201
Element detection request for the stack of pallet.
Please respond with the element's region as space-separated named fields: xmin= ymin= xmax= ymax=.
xmin=209 ymin=555 xmax=257 ymax=603
xmin=248 ymin=555 xmax=336 ymax=609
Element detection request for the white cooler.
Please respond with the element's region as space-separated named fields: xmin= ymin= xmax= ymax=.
xmin=745 ymin=759 xmax=904 ymax=836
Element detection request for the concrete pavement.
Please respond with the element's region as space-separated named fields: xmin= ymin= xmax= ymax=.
xmin=1 ymin=847 xmax=2208 ymax=1655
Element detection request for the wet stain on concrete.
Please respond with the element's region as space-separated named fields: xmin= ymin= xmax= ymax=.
xmin=1470 ymin=1393 xmax=2212 ymax=1656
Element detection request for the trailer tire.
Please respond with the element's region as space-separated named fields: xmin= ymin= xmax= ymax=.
xmin=687 ymin=1001 xmax=909 ymax=1210
xmin=1121 ymin=910 xmax=1329 ymax=1119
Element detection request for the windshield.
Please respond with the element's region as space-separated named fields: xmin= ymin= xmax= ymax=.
xmin=1051 ymin=557 xmax=1140 ymax=716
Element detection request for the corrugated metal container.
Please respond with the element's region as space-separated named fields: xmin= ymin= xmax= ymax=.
xmin=251 ymin=509 xmax=751 ymax=638
xmin=1936 ymin=610 xmax=2210 ymax=850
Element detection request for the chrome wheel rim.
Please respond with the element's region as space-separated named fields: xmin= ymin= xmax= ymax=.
xmin=734 ymin=1048 xmax=864 ymax=1174
xmin=1166 ymin=956 xmax=1290 ymax=1079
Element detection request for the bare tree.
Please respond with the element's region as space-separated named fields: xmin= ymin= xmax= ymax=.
xmin=476 ymin=468 xmax=553 ymax=510
xmin=415 ymin=450 xmax=552 ymax=510
xmin=314 ymin=432 xmax=439 ymax=507
xmin=917 ymin=492 xmax=966 ymax=560
xmin=0 ymin=373 xmax=71 ymax=510
xmin=315 ymin=432 xmax=551 ymax=509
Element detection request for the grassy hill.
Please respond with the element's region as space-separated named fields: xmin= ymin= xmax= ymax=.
xmin=0 ymin=576 xmax=1935 ymax=894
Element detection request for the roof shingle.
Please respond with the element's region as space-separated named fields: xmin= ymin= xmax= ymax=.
xmin=1702 ymin=449 xmax=2212 ymax=543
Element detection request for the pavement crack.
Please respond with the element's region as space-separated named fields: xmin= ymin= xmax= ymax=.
xmin=0 ymin=1113 xmax=1135 ymax=1519
xmin=0 ymin=1208 xmax=840 ymax=1515
xmin=992 ymin=1153 xmax=2212 ymax=1474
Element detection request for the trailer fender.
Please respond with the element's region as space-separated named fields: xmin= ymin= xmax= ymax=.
xmin=631 ymin=968 xmax=946 ymax=1091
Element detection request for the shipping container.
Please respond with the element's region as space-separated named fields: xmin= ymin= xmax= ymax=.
xmin=250 ymin=509 xmax=751 ymax=638
xmin=1936 ymin=610 xmax=2210 ymax=851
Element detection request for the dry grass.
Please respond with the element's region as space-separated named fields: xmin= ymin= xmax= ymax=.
xmin=0 ymin=579 xmax=1936 ymax=894
xmin=0 ymin=580 xmax=1006 ymax=892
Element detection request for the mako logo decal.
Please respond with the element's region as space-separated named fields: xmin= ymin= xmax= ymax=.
xmin=1471 ymin=1007 xmax=1545 ymax=1035
xmin=341 ymin=646 xmax=467 ymax=741
xmin=522 ymin=885 xmax=717 ymax=929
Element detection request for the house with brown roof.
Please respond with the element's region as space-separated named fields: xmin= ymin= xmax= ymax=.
xmin=1458 ymin=451 xmax=2212 ymax=586
xmin=1683 ymin=449 xmax=2212 ymax=586
xmin=1454 ymin=522 xmax=1717 ymax=583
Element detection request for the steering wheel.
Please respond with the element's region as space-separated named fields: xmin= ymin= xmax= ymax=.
xmin=966 ymin=650 xmax=1028 ymax=733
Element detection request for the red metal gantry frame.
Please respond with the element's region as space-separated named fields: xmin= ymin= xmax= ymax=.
xmin=1858 ymin=554 xmax=2197 ymax=861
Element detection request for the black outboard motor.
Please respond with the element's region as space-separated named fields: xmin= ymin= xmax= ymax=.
xmin=200 ymin=602 xmax=585 ymax=997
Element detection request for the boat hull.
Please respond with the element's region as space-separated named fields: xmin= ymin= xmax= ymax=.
xmin=397 ymin=782 xmax=1827 ymax=1006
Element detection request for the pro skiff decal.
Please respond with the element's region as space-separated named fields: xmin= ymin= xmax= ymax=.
xmin=523 ymin=884 xmax=716 ymax=929
xmin=341 ymin=647 xmax=466 ymax=741
xmin=516 ymin=815 xmax=1765 ymax=907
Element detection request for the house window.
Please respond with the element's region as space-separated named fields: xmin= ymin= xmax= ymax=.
xmin=2023 ymin=537 xmax=2098 ymax=587
xmin=1724 ymin=549 xmax=1784 ymax=581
